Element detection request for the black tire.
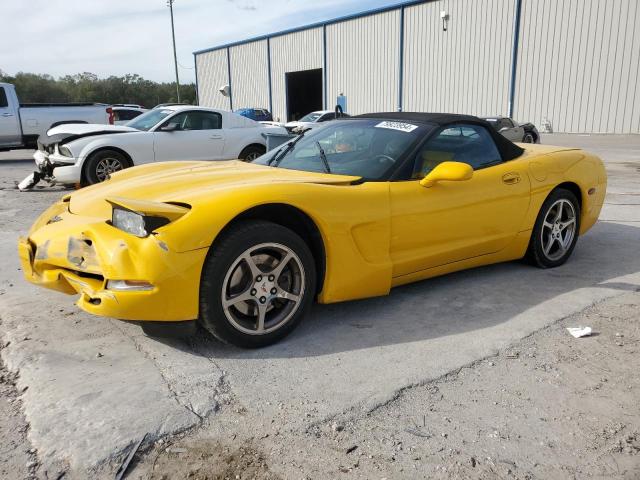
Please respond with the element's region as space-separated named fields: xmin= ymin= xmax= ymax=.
xmin=526 ymin=188 xmax=581 ymax=268
xmin=199 ymin=220 xmax=316 ymax=348
xmin=238 ymin=145 xmax=266 ymax=162
xmin=83 ymin=149 xmax=129 ymax=185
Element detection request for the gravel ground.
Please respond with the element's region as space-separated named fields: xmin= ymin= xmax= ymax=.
xmin=4 ymin=290 xmax=638 ymax=480
xmin=114 ymin=291 xmax=639 ymax=480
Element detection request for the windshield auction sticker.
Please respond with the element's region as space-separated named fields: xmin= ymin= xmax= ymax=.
xmin=374 ymin=121 xmax=419 ymax=133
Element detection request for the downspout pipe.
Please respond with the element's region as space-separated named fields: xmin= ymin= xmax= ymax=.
xmin=508 ymin=0 xmax=523 ymax=118
xmin=323 ymin=25 xmax=328 ymax=110
xmin=267 ymin=38 xmax=273 ymax=114
xmin=193 ymin=53 xmax=199 ymax=105
xmin=398 ymin=6 xmax=405 ymax=112
xmin=226 ymin=47 xmax=233 ymax=111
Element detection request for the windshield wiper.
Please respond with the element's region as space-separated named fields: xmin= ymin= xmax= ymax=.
xmin=315 ymin=141 xmax=331 ymax=174
xmin=269 ymin=132 xmax=306 ymax=167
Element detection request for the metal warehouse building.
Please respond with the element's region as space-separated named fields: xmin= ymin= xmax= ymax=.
xmin=194 ymin=0 xmax=640 ymax=134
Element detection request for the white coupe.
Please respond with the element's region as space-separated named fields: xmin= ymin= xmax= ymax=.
xmin=27 ymin=106 xmax=287 ymax=187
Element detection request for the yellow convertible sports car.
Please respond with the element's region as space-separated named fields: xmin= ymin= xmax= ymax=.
xmin=18 ymin=113 xmax=607 ymax=347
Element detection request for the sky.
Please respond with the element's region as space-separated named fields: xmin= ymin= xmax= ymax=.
xmin=1 ymin=0 xmax=403 ymax=84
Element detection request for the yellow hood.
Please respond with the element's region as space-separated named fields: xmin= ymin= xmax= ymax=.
xmin=69 ymin=160 xmax=360 ymax=219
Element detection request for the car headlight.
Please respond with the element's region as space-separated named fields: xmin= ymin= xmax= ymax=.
xmin=112 ymin=207 xmax=170 ymax=237
xmin=58 ymin=145 xmax=73 ymax=157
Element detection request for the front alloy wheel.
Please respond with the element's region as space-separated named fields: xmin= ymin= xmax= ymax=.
xmin=199 ymin=220 xmax=316 ymax=348
xmin=84 ymin=149 xmax=129 ymax=185
xmin=95 ymin=157 xmax=125 ymax=181
xmin=222 ymin=243 xmax=305 ymax=335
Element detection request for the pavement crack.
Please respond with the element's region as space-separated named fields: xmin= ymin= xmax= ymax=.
xmin=187 ymin=336 xmax=239 ymax=412
xmin=110 ymin=321 xmax=204 ymax=423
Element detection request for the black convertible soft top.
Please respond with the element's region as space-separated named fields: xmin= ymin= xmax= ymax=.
xmin=354 ymin=112 xmax=525 ymax=161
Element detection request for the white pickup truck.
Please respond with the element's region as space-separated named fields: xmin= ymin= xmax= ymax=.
xmin=0 ymin=82 xmax=113 ymax=151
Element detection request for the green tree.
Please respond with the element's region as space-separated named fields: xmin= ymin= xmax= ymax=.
xmin=0 ymin=71 xmax=196 ymax=107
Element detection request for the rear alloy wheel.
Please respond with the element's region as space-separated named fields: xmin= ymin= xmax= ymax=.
xmin=199 ymin=221 xmax=315 ymax=348
xmin=523 ymin=133 xmax=535 ymax=143
xmin=239 ymin=145 xmax=265 ymax=162
xmin=527 ymin=189 xmax=580 ymax=268
xmin=84 ymin=150 xmax=129 ymax=185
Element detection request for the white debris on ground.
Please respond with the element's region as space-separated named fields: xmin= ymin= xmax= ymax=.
xmin=566 ymin=326 xmax=592 ymax=338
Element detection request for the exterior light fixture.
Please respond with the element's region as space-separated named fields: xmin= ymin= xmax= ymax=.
xmin=441 ymin=11 xmax=449 ymax=31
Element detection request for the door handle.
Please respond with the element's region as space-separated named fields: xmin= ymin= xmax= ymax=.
xmin=210 ymin=134 xmax=223 ymax=139
xmin=502 ymin=172 xmax=521 ymax=185
xmin=1 ymin=113 xmax=13 ymax=117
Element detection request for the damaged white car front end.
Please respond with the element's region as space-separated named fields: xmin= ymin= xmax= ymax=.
xmin=19 ymin=124 xmax=138 ymax=190
xmin=19 ymin=141 xmax=80 ymax=191
xmin=34 ymin=142 xmax=82 ymax=182
xmin=19 ymin=106 xmax=288 ymax=190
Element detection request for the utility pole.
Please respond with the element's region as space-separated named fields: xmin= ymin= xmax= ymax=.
xmin=167 ymin=0 xmax=180 ymax=102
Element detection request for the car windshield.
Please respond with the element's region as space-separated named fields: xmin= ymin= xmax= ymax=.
xmin=483 ymin=118 xmax=499 ymax=129
xmin=253 ymin=119 xmax=425 ymax=180
xmin=126 ymin=109 xmax=174 ymax=131
xmin=299 ymin=112 xmax=323 ymax=122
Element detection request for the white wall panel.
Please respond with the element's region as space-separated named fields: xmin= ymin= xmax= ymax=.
xmin=514 ymin=0 xmax=640 ymax=133
xmin=195 ymin=49 xmax=230 ymax=110
xmin=229 ymin=40 xmax=270 ymax=112
xmin=403 ymin=0 xmax=514 ymax=117
xmin=270 ymin=28 xmax=323 ymax=122
xmin=326 ymin=11 xmax=400 ymax=114
xmin=195 ymin=0 xmax=640 ymax=133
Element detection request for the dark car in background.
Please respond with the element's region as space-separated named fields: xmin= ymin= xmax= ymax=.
xmin=236 ymin=108 xmax=273 ymax=122
xmin=112 ymin=105 xmax=147 ymax=125
xmin=483 ymin=116 xmax=540 ymax=143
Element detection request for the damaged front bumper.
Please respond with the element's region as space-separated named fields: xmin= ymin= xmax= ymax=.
xmin=33 ymin=150 xmax=82 ymax=185
xmin=18 ymin=199 xmax=207 ymax=322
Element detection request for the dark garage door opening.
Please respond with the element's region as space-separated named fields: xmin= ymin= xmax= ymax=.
xmin=285 ymin=69 xmax=322 ymax=122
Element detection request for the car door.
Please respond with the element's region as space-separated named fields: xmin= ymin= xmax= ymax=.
xmin=0 ymin=86 xmax=22 ymax=147
xmin=499 ymin=118 xmax=524 ymax=142
xmin=510 ymin=119 xmax=525 ymax=141
xmin=389 ymin=124 xmax=531 ymax=278
xmin=153 ymin=110 xmax=225 ymax=162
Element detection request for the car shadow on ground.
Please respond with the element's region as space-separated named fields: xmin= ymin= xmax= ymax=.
xmin=153 ymin=221 xmax=640 ymax=359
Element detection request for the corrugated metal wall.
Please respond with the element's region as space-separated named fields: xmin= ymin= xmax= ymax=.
xmin=195 ymin=49 xmax=230 ymax=110
xmin=195 ymin=0 xmax=640 ymax=133
xmin=270 ymin=28 xmax=323 ymax=122
xmin=326 ymin=11 xmax=400 ymax=114
xmin=514 ymin=0 xmax=640 ymax=133
xmin=403 ymin=0 xmax=514 ymax=116
xmin=229 ymin=40 xmax=270 ymax=112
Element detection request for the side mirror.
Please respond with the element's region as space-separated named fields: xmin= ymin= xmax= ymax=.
xmin=159 ymin=122 xmax=180 ymax=132
xmin=420 ymin=161 xmax=473 ymax=188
